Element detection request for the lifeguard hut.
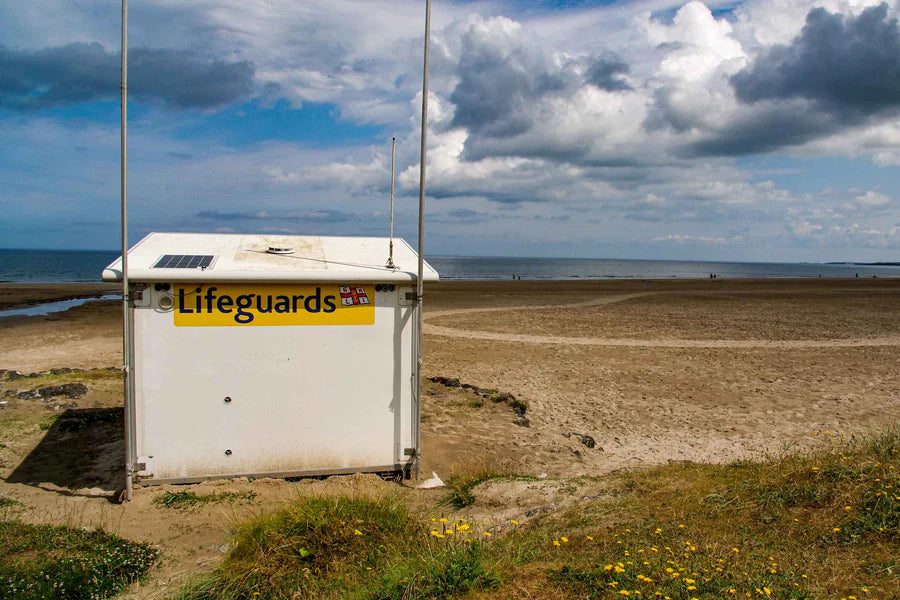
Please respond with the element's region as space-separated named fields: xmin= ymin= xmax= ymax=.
xmin=103 ymin=232 xmax=438 ymax=484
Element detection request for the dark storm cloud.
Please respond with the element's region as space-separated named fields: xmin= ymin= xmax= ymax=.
xmin=685 ymin=102 xmax=840 ymax=157
xmin=673 ymin=4 xmax=900 ymax=158
xmin=448 ymin=32 xmax=542 ymax=138
xmin=449 ymin=21 xmax=630 ymax=141
xmin=586 ymin=53 xmax=632 ymax=92
xmin=0 ymin=42 xmax=254 ymax=111
xmin=730 ymin=3 xmax=900 ymax=116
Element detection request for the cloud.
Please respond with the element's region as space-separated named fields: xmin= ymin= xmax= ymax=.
xmin=855 ymin=190 xmax=892 ymax=206
xmin=730 ymin=4 xmax=900 ymax=116
xmin=195 ymin=209 xmax=352 ymax=224
xmin=586 ymin=53 xmax=632 ymax=92
xmin=0 ymin=42 xmax=254 ymax=110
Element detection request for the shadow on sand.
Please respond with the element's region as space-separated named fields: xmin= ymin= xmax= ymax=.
xmin=6 ymin=408 xmax=125 ymax=500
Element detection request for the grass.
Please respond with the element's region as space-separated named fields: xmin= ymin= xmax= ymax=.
xmin=442 ymin=466 xmax=539 ymax=509
xmin=483 ymin=427 xmax=900 ymax=599
xmin=176 ymin=495 xmax=499 ymax=600
xmin=0 ymin=520 xmax=158 ymax=599
xmin=176 ymin=427 xmax=899 ymax=600
xmin=154 ymin=490 xmax=257 ymax=511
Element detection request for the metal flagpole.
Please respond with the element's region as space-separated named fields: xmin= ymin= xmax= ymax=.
xmin=414 ymin=0 xmax=430 ymax=481
xmin=387 ymin=137 xmax=396 ymax=269
xmin=121 ymin=0 xmax=135 ymax=502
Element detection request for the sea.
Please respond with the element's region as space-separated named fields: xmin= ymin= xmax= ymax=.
xmin=1 ymin=248 xmax=899 ymax=283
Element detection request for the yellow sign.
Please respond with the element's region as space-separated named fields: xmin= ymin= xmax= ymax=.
xmin=173 ymin=284 xmax=375 ymax=327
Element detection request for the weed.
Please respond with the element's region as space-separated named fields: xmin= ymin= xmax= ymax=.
xmin=0 ymin=520 xmax=157 ymax=599
xmin=177 ymin=496 xmax=498 ymax=600
xmin=154 ymin=490 xmax=257 ymax=511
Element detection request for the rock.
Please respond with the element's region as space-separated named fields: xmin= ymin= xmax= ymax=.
xmin=514 ymin=415 xmax=530 ymax=427
xmin=36 ymin=383 xmax=88 ymax=399
xmin=0 ymin=401 xmax=7 ymax=408
xmin=48 ymin=368 xmax=78 ymax=375
xmin=428 ymin=376 xmax=461 ymax=388
xmin=51 ymin=402 xmax=79 ymax=411
xmin=563 ymin=432 xmax=596 ymax=449
xmin=5 ymin=389 xmax=40 ymax=399
xmin=4 ymin=371 xmax=26 ymax=381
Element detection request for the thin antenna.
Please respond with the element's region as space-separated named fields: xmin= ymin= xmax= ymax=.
xmin=386 ymin=137 xmax=396 ymax=269
xmin=414 ymin=0 xmax=430 ymax=481
xmin=120 ymin=0 xmax=136 ymax=502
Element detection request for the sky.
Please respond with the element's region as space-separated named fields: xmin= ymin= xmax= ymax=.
xmin=1 ymin=0 xmax=899 ymax=262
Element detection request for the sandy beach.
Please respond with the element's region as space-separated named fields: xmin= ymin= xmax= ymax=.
xmin=1 ymin=278 xmax=898 ymax=597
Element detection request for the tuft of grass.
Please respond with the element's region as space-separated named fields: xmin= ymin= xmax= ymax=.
xmin=368 ymin=539 xmax=499 ymax=600
xmin=0 ymin=498 xmax=21 ymax=509
xmin=0 ymin=520 xmax=158 ymax=599
xmin=154 ymin=490 xmax=257 ymax=511
xmin=443 ymin=468 xmax=507 ymax=509
xmin=177 ymin=495 xmax=498 ymax=600
xmin=508 ymin=398 xmax=528 ymax=416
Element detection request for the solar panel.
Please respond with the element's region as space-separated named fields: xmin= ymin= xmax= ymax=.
xmin=152 ymin=255 xmax=215 ymax=269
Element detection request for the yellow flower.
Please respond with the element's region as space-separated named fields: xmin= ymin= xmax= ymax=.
xmin=439 ymin=517 xmax=449 ymax=523
xmin=510 ymin=519 xmax=519 ymax=526
xmin=586 ymin=536 xmax=594 ymax=541
xmin=732 ymin=547 xmax=740 ymax=553
xmin=833 ymin=527 xmax=841 ymax=533
xmin=560 ymin=537 xmax=568 ymax=543
xmin=353 ymin=529 xmax=363 ymax=536
xmin=483 ymin=532 xmax=491 ymax=537
xmin=553 ymin=540 xmax=561 ymax=547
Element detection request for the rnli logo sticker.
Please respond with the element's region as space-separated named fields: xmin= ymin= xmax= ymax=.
xmin=173 ymin=284 xmax=375 ymax=327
